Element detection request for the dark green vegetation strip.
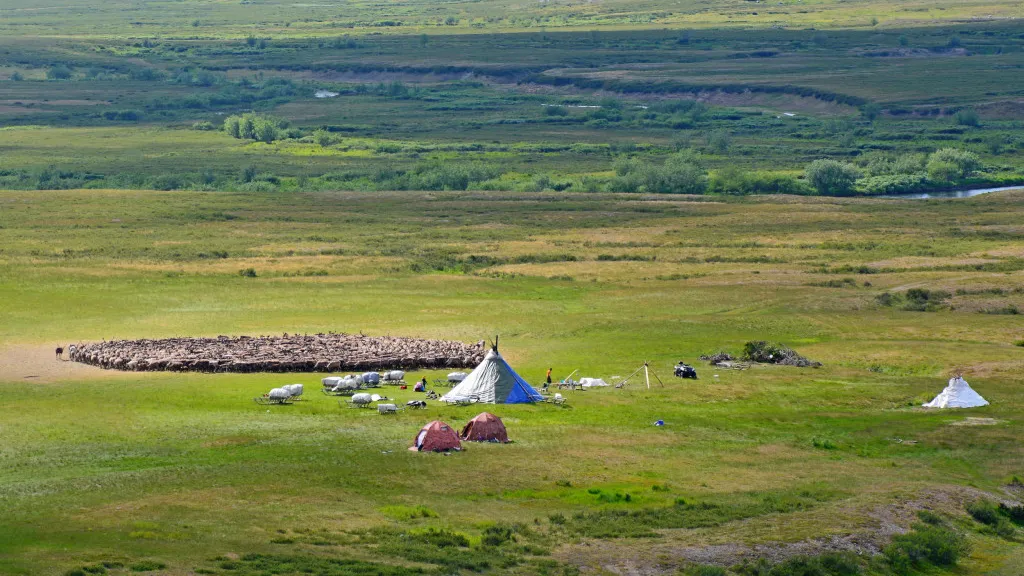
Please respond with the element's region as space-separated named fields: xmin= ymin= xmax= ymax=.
xmin=554 ymin=489 xmax=835 ymax=538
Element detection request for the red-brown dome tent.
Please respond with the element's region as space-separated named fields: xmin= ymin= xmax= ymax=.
xmin=460 ymin=412 xmax=509 ymax=443
xmin=409 ymin=420 xmax=462 ymax=452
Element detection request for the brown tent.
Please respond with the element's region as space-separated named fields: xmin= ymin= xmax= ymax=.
xmin=460 ymin=412 xmax=509 ymax=443
xmin=409 ymin=420 xmax=462 ymax=452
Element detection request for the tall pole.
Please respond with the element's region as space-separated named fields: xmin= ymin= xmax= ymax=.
xmin=644 ymin=362 xmax=650 ymax=389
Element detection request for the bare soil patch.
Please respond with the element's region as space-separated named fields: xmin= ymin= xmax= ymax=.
xmin=0 ymin=345 xmax=108 ymax=383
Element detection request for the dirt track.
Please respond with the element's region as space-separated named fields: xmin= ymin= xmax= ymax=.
xmin=0 ymin=345 xmax=107 ymax=383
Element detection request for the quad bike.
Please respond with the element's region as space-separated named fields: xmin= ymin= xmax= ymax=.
xmin=674 ymin=363 xmax=698 ymax=379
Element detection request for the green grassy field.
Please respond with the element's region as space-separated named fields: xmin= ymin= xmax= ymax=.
xmin=3 ymin=0 xmax=1024 ymax=573
xmin=1 ymin=189 xmax=1023 ymax=575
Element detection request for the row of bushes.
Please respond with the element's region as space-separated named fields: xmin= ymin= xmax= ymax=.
xmin=223 ymin=114 xmax=291 ymax=143
xmin=807 ymin=148 xmax=985 ymax=196
xmin=12 ymin=159 xmax=1019 ymax=196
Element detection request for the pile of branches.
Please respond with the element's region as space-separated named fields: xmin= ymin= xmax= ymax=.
xmin=70 ymin=333 xmax=486 ymax=373
xmin=699 ymin=352 xmax=735 ymax=365
xmin=741 ymin=341 xmax=821 ymax=368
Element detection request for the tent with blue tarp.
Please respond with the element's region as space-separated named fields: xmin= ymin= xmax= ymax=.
xmin=441 ymin=345 xmax=543 ymax=404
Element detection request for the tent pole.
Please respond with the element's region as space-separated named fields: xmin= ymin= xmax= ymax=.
xmin=644 ymin=362 xmax=650 ymax=389
xmin=649 ymin=366 xmax=664 ymax=387
xmin=615 ymin=364 xmax=645 ymax=388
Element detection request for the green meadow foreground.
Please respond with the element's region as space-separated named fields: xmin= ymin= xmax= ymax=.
xmin=1 ymin=189 xmax=1023 ymax=575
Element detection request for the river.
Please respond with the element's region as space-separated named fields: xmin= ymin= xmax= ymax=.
xmin=878 ymin=185 xmax=1023 ymax=200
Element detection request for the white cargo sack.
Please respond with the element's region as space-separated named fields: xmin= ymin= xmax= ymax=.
xmin=447 ymin=372 xmax=468 ymax=383
xmin=580 ymin=378 xmax=609 ymax=387
xmin=283 ymin=384 xmax=304 ymax=397
xmin=361 ymin=372 xmax=381 ymax=385
xmin=351 ymin=393 xmax=373 ymax=405
xmin=268 ymin=387 xmax=291 ymax=400
xmin=322 ymin=376 xmax=343 ymax=389
xmin=923 ymin=376 xmax=989 ymax=408
xmin=384 ymin=370 xmax=405 ymax=381
xmin=378 ymin=403 xmax=398 ymax=414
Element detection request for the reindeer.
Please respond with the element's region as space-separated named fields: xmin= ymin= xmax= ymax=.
xmin=55 ymin=347 xmax=64 ymax=360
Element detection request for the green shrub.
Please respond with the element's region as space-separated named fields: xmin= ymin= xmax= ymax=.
xmin=710 ymin=168 xmax=809 ymax=195
xmin=968 ymin=499 xmax=1018 ymax=538
xmin=407 ymin=528 xmax=469 ymax=548
xmin=380 ymin=505 xmax=438 ymax=520
xmin=861 ymin=103 xmax=880 ymax=121
xmin=927 ymin=160 xmax=960 ymax=183
xmin=856 ymin=174 xmax=928 ymax=196
xmin=928 ymin=148 xmax=981 ymax=179
xmin=481 ymin=524 xmax=516 ymax=546
xmin=705 ymin=130 xmax=731 ymax=154
xmin=876 ymin=289 xmax=950 ymax=312
xmin=313 ymin=129 xmax=335 ymax=146
xmin=239 ymin=268 xmax=257 ymax=278
xmin=47 ymin=65 xmax=73 ymax=80
xmin=223 ymin=113 xmax=287 ymax=142
xmin=129 ymin=560 xmax=166 ymax=572
xmin=955 ymin=109 xmax=980 ymax=127
xmin=806 ymin=159 xmax=861 ymax=196
xmin=883 ymin=523 xmax=968 ymax=574
xmin=812 ymin=437 xmax=837 ymax=450
xmin=999 ymin=502 xmax=1024 ymax=524
xmin=608 ymin=152 xmax=707 ymax=194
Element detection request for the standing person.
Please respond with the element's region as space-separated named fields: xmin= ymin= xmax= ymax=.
xmin=546 ymin=367 xmax=553 ymax=388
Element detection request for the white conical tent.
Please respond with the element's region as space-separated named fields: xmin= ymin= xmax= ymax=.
xmin=923 ymin=376 xmax=989 ymax=408
xmin=441 ymin=348 xmax=543 ymax=404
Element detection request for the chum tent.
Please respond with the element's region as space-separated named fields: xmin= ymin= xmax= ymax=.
xmin=923 ymin=376 xmax=989 ymax=408
xmin=441 ymin=342 xmax=543 ymax=404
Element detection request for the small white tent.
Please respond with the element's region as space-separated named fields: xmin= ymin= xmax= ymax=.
xmin=441 ymin=343 xmax=543 ymax=404
xmin=923 ymin=376 xmax=989 ymax=408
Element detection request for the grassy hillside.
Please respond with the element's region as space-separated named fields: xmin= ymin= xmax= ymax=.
xmin=2 ymin=18 xmax=1024 ymax=195
xmin=1 ymin=189 xmax=1022 ymax=575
